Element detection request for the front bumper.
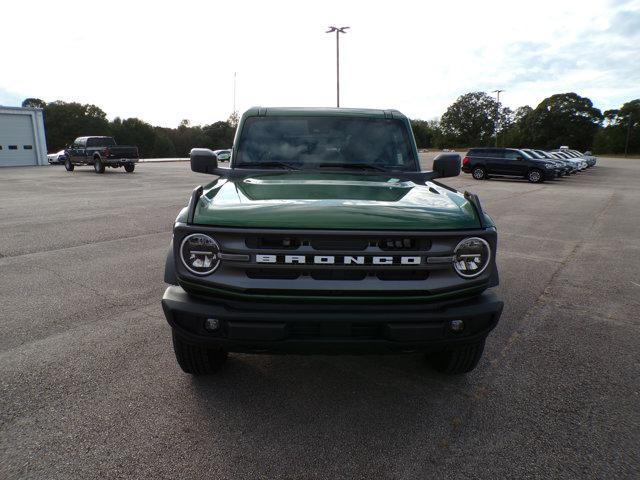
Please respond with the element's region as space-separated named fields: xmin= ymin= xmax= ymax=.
xmin=161 ymin=285 xmax=503 ymax=354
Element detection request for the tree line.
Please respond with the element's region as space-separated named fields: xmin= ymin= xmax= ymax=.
xmin=410 ymin=92 xmax=639 ymax=154
xmin=22 ymin=98 xmax=237 ymax=158
xmin=23 ymin=93 xmax=639 ymax=157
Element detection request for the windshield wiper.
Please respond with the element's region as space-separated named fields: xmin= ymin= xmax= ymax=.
xmin=317 ymin=163 xmax=391 ymax=172
xmin=237 ymin=161 xmax=299 ymax=171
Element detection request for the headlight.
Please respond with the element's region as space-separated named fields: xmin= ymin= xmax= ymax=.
xmin=453 ymin=237 xmax=491 ymax=278
xmin=180 ymin=233 xmax=221 ymax=275
xmin=544 ymin=163 xmax=553 ymax=169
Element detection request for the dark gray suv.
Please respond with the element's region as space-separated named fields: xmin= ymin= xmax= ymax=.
xmin=462 ymin=148 xmax=559 ymax=183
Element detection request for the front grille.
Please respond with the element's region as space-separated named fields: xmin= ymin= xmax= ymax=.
xmin=246 ymin=269 xmax=430 ymax=281
xmin=310 ymin=269 xmax=367 ymax=281
xmin=378 ymin=238 xmax=431 ymax=251
xmin=310 ymin=238 xmax=370 ymax=250
xmin=245 ymin=237 xmax=300 ymax=249
xmin=246 ymin=268 xmax=300 ymax=280
xmin=376 ymin=270 xmax=429 ymax=281
xmin=175 ymin=226 xmax=496 ymax=296
xmin=247 ymin=236 xmax=428 ymax=252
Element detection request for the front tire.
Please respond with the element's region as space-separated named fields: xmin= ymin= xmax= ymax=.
xmin=472 ymin=166 xmax=486 ymax=180
xmin=527 ymin=168 xmax=544 ymax=183
xmin=428 ymin=340 xmax=485 ymax=375
xmin=94 ymin=157 xmax=105 ymax=174
xmin=172 ymin=332 xmax=228 ymax=375
xmin=64 ymin=158 xmax=74 ymax=172
xmin=124 ymin=163 xmax=135 ymax=173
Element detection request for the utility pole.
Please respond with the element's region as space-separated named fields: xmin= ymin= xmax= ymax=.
xmin=493 ymin=89 xmax=504 ymax=147
xmin=326 ymin=26 xmax=349 ymax=107
xmin=624 ymin=113 xmax=633 ymax=157
xmin=233 ymin=72 xmax=236 ymax=114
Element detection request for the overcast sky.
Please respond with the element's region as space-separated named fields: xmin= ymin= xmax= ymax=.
xmin=1 ymin=0 xmax=638 ymax=127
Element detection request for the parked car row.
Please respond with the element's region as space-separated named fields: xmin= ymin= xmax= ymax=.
xmin=461 ymin=147 xmax=597 ymax=183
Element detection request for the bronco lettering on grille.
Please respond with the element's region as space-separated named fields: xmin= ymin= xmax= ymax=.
xmin=255 ymin=254 xmax=423 ymax=265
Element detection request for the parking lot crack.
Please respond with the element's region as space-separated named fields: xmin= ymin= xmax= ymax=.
xmin=440 ymin=192 xmax=617 ymax=450
xmin=496 ymin=192 xmax=616 ymax=361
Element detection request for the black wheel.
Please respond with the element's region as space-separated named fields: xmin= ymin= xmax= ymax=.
xmin=94 ymin=157 xmax=105 ymax=174
xmin=64 ymin=158 xmax=74 ymax=172
xmin=428 ymin=340 xmax=485 ymax=375
xmin=471 ymin=166 xmax=486 ymax=180
xmin=172 ymin=332 xmax=228 ymax=375
xmin=124 ymin=163 xmax=135 ymax=173
xmin=527 ymin=168 xmax=544 ymax=183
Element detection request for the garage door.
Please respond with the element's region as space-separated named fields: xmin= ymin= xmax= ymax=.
xmin=0 ymin=113 xmax=38 ymax=166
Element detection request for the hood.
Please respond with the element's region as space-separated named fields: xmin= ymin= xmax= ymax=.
xmin=192 ymin=172 xmax=483 ymax=230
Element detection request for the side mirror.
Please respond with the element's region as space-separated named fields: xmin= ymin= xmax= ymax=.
xmin=190 ymin=148 xmax=218 ymax=173
xmin=432 ymin=153 xmax=461 ymax=178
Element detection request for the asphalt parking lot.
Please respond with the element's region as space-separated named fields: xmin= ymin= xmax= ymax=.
xmin=1 ymin=156 xmax=639 ymax=479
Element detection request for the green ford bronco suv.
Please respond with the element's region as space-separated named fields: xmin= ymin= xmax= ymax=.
xmin=162 ymin=107 xmax=503 ymax=375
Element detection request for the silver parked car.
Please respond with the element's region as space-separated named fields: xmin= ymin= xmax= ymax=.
xmin=47 ymin=149 xmax=68 ymax=164
xmin=213 ymin=149 xmax=231 ymax=161
xmin=551 ymin=151 xmax=587 ymax=170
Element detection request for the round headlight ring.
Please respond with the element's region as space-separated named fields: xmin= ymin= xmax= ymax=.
xmin=180 ymin=233 xmax=221 ymax=276
xmin=453 ymin=237 xmax=491 ymax=279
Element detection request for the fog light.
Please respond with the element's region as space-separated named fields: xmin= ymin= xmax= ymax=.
xmin=450 ymin=320 xmax=464 ymax=332
xmin=204 ymin=318 xmax=220 ymax=331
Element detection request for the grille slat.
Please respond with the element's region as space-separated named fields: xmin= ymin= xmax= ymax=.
xmin=246 ymin=268 xmax=429 ymax=281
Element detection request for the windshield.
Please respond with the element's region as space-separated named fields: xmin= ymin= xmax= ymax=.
xmin=534 ymin=150 xmax=552 ymax=158
xmin=524 ymin=149 xmax=543 ymax=159
xmin=235 ymin=116 xmax=418 ymax=171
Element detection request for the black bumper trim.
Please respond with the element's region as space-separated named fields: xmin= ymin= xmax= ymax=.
xmin=161 ymin=286 xmax=503 ymax=354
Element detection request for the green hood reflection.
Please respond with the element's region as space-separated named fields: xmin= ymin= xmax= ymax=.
xmin=193 ymin=172 xmax=481 ymax=230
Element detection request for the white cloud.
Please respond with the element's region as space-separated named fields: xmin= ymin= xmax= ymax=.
xmin=1 ymin=0 xmax=638 ymax=126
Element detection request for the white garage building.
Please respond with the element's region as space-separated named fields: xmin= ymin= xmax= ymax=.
xmin=0 ymin=106 xmax=48 ymax=167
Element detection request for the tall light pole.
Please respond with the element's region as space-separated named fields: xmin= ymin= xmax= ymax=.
xmin=326 ymin=26 xmax=349 ymax=107
xmin=233 ymin=71 xmax=237 ymax=114
xmin=624 ymin=112 xmax=633 ymax=158
xmin=493 ymin=89 xmax=504 ymax=147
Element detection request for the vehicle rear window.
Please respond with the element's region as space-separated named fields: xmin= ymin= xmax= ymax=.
xmin=87 ymin=137 xmax=116 ymax=147
xmin=235 ymin=116 xmax=418 ymax=171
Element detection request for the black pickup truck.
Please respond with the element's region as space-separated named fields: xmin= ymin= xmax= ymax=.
xmin=64 ymin=136 xmax=139 ymax=173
